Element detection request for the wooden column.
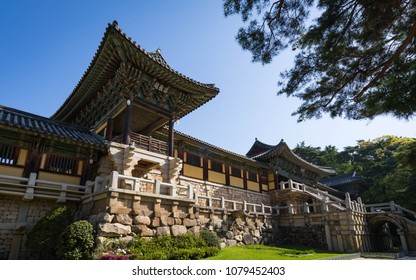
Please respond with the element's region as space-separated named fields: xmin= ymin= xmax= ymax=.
xmin=225 ymin=160 xmax=230 ymax=186
xmin=122 ymin=99 xmax=132 ymax=145
xmin=23 ymin=138 xmax=43 ymax=177
xmin=243 ymin=168 xmax=248 ymax=190
xmin=167 ymin=117 xmax=174 ymax=157
xmin=203 ymin=157 xmax=208 ymax=181
xmin=105 ymin=117 xmax=114 ymax=141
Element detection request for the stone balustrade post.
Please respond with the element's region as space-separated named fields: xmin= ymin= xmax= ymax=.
xmin=85 ymin=181 xmax=92 ymax=193
xmin=57 ymin=184 xmax=68 ymax=203
xmin=221 ymin=197 xmax=225 ymax=209
xmin=94 ymin=176 xmax=101 ymax=192
xmin=390 ymin=201 xmax=396 ymax=212
xmin=288 ymin=179 xmax=293 ymax=189
xmin=194 ymin=192 xmax=199 ymax=205
xmin=357 ymin=197 xmax=364 ymax=213
xmin=133 ymin=179 xmax=140 ymax=191
xmin=187 ymin=184 xmax=194 ymax=200
xmin=304 ymin=202 xmax=310 ymax=214
xmin=322 ymin=200 xmax=329 ymax=212
xmin=23 ymin=173 xmax=37 ymax=201
xmin=154 ymin=180 xmax=161 ymax=195
xmin=243 ymin=200 xmax=247 ymax=212
xmin=109 ymin=171 xmax=119 ymax=189
xmin=279 ymin=181 xmax=285 ymax=189
xmin=345 ymin=192 xmax=352 ymax=210
xmin=261 ymin=203 xmax=265 ymax=214
xmin=288 ymin=204 xmax=293 ymax=215
xmin=170 ymin=184 xmax=177 ymax=197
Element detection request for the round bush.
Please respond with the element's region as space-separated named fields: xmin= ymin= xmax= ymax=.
xmin=199 ymin=230 xmax=220 ymax=248
xmin=56 ymin=220 xmax=95 ymax=260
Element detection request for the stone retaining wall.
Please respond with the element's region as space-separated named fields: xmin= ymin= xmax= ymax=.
xmin=0 ymin=195 xmax=78 ymax=259
xmin=80 ymin=190 xmax=278 ymax=248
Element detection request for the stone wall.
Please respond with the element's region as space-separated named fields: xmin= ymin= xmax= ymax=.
xmin=80 ymin=189 xmax=277 ymax=248
xmin=274 ymin=225 xmax=327 ymax=250
xmin=0 ymin=195 xmax=78 ymax=259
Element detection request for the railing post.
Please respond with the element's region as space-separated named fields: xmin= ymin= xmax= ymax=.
xmin=170 ymin=183 xmax=177 ymax=197
xmin=221 ymin=197 xmax=225 ymax=209
xmin=304 ymin=202 xmax=310 ymax=214
xmin=187 ymin=184 xmax=194 ymax=200
xmin=357 ymin=197 xmax=364 ymax=213
xmin=194 ymin=192 xmax=199 ymax=205
xmin=57 ymin=184 xmax=68 ymax=203
xmin=85 ymin=181 xmax=92 ymax=193
xmin=279 ymin=181 xmax=285 ymax=189
xmin=94 ymin=176 xmax=101 ymax=192
xmin=133 ymin=179 xmax=140 ymax=192
xmin=275 ymin=207 xmax=280 ymax=215
xmin=322 ymin=199 xmax=329 ymax=212
xmin=154 ymin=180 xmax=161 ymax=195
xmin=288 ymin=204 xmax=293 ymax=215
xmin=243 ymin=200 xmax=247 ymax=212
xmin=389 ymin=201 xmax=396 ymax=212
xmin=109 ymin=171 xmax=119 ymax=190
xmin=23 ymin=172 xmax=37 ymax=201
xmin=288 ymin=179 xmax=293 ymax=189
xmin=345 ymin=192 xmax=352 ymax=210
xmin=261 ymin=203 xmax=265 ymax=214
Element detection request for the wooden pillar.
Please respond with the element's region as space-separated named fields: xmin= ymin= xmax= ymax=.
xmin=258 ymin=171 xmax=263 ymax=193
xmin=23 ymin=138 xmax=43 ymax=178
xmin=203 ymin=157 xmax=208 ymax=181
xmin=105 ymin=117 xmax=114 ymax=141
xmin=167 ymin=117 xmax=174 ymax=157
xmin=243 ymin=168 xmax=248 ymax=190
xmin=225 ymin=160 xmax=230 ymax=186
xmin=122 ymin=99 xmax=132 ymax=145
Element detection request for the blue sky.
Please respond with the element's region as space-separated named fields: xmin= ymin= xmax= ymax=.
xmin=0 ymin=0 xmax=414 ymax=155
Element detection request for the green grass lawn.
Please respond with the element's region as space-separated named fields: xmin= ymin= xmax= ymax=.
xmin=205 ymin=244 xmax=343 ymax=260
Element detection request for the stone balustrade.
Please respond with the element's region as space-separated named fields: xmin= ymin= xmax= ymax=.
xmin=0 ymin=173 xmax=90 ymax=203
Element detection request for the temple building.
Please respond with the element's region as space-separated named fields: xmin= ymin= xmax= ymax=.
xmin=1 ymin=21 xmax=415 ymax=259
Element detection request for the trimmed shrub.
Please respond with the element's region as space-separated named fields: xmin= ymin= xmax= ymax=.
xmin=125 ymin=232 xmax=221 ymax=260
xmin=199 ymin=229 xmax=221 ymax=248
xmin=56 ymin=220 xmax=95 ymax=260
xmin=25 ymin=206 xmax=73 ymax=259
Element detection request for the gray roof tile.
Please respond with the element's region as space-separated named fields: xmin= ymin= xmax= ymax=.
xmin=0 ymin=106 xmax=106 ymax=147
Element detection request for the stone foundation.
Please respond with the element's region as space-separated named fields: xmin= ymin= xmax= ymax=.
xmin=80 ymin=190 xmax=278 ymax=248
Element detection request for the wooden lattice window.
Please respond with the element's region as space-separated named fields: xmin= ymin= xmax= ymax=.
xmin=186 ymin=153 xmax=201 ymax=167
xmin=210 ymin=160 xmax=223 ymax=173
xmin=45 ymin=154 xmax=77 ymax=175
xmin=231 ymin=166 xmax=241 ymax=178
xmin=0 ymin=144 xmax=18 ymax=165
xmin=248 ymin=171 xmax=258 ymax=182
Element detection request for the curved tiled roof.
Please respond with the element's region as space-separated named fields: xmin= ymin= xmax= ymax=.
xmin=52 ymin=21 xmax=219 ymax=123
xmin=251 ymin=139 xmax=335 ymax=176
xmin=0 ymin=106 xmax=105 ymax=147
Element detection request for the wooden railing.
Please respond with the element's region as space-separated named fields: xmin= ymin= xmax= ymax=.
xmin=112 ymin=132 xmax=168 ymax=155
xmin=0 ymin=173 xmax=91 ymax=202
